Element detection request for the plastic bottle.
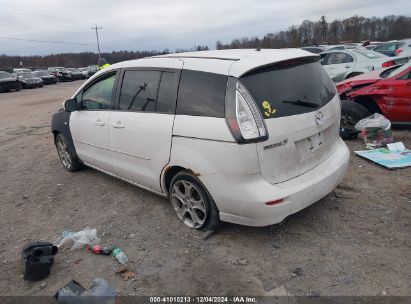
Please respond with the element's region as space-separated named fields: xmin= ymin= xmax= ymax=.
xmin=112 ymin=247 xmax=128 ymax=264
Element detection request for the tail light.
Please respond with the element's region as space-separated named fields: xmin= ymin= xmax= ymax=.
xmin=225 ymin=78 xmax=268 ymax=143
xmin=382 ymin=60 xmax=395 ymax=67
xmin=395 ymin=49 xmax=403 ymax=56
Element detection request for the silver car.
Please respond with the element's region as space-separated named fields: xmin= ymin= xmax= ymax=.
xmin=319 ymin=49 xmax=389 ymax=82
xmin=372 ymin=39 xmax=411 ymax=57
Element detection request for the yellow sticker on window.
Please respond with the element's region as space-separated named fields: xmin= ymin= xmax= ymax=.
xmin=262 ymin=100 xmax=277 ymax=117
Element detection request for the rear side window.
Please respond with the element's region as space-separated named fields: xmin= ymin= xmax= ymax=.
xmin=176 ymin=70 xmax=227 ymax=117
xmin=240 ymin=60 xmax=336 ymax=119
xmin=324 ymin=52 xmax=354 ymax=65
xmin=119 ymin=70 xmax=178 ymax=113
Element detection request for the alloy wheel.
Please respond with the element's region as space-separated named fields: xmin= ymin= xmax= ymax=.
xmin=56 ymin=137 xmax=72 ymax=169
xmin=171 ymin=180 xmax=207 ymax=228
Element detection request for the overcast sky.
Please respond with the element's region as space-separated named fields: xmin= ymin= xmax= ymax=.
xmin=0 ymin=0 xmax=410 ymax=56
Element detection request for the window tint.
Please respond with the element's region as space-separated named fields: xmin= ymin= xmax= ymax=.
xmin=119 ymin=70 xmax=176 ymax=113
xmin=119 ymin=71 xmax=161 ymax=112
xmin=176 ymin=70 xmax=227 ymax=117
xmin=0 ymin=71 xmax=12 ymax=79
xmin=240 ymin=60 xmax=336 ymax=119
xmin=325 ymin=52 xmax=354 ymax=65
xmin=375 ymin=42 xmax=398 ymax=52
xmin=302 ymin=47 xmax=323 ymax=54
xmin=81 ymin=73 xmax=116 ymax=110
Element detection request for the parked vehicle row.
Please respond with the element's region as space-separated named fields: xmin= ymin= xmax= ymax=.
xmin=0 ymin=65 xmax=97 ymax=93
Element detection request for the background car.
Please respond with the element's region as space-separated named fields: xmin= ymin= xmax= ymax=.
xmin=373 ymin=39 xmax=411 ymax=57
xmin=67 ymin=68 xmax=86 ymax=80
xmin=86 ymin=65 xmax=99 ymax=77
xmin=12 ymin=68 xmax=32 ymax=74
xmin=319 ymin=49 xmax=390 ymax=82
xmin=17 ymin=72 xmax=43 ymax=88
xmin=48 ymin=67 xmax=73 ymax=82
xmin=0 ymin=71 xmax=22 ymax=92
xmin=33 ymin=70 xmax=58 ymax=85
xmin=337 ymin=60 xmax=411 ymax=132
xmin=78 ymin=68 xmax=90 ymax=78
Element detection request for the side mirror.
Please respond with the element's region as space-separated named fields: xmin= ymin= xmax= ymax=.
xmin=64 ymin=99 xmax=77 ymax=112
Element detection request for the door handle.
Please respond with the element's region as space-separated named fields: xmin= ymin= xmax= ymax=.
xmin=95 ymin=120 xmax=105 ymax=126
xmin=345 ymin=65 xmax=351 ymax=68
xmin=112 ymin=121 xmax=125 ymax=128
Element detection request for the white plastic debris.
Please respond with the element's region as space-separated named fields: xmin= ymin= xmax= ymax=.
xmin=355 ymin=113 xmax=393 ymax=148
xmin=56 ymin=228 xmax=100 ymax=250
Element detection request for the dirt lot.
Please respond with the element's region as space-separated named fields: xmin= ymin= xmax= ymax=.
xmin=0 ymin=81 xmax=410 ymax=297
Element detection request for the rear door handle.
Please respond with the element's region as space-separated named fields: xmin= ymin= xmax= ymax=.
xmin=95 ymin=120 xmax=105 ymax=126
xmin=112 ymin=121 xmax=125 ymax=128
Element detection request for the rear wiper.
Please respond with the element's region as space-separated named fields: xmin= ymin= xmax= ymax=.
xmin=283 ymin=100 xmax=319 ymax=108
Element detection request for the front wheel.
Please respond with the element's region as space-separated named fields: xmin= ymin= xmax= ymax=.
xmin=55 ymin=134 xmax=84 ymax=172
xmin=169 ymin=171 xmax=221 ymax=231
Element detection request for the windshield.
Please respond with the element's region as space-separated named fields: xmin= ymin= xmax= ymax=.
xmin=240 ymin=59 xmax=336 ymax=119
xmin=34 ymin=71 xmax=50 ymax=76
xmin=19 ymin=73 xmax=35 ymax=78
xmin=354 ymin=50 xmax=385 ymax=59
xmin=0 ymin=71 xmax=12 ymax=79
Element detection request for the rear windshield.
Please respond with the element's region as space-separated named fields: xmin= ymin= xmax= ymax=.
xmin=355 ymin=50 xmax=385 ymax=59
xmin=0 ymin=72 xmax=12 ymax=79
xmin=240 ymin=60 xmax=336 ymax=119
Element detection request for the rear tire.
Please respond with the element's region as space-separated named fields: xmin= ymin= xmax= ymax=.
xmin=169 ymin=171 xmax=221 ymax=231
xmin=340 ymin=100 xmax=371 ymax=139
xmin=55 ymin=134 xmax=84 ymax=172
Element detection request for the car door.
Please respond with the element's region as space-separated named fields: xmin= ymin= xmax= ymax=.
xmin=70 ymin=71 xmax=118 ymax=172
xmin=109 ymin=66 xmax=181 ymax=193
xmin=321 ymin=52 xmax=355 ymax=82
xmin=386 ymin=68 xmax=411 ymax=122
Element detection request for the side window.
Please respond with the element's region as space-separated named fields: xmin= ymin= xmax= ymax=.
xmin=81 ymin=73 xmax=116 ymax=110
xmin=327 ymin=53 xmax=354 ymax=64
xmin=176 ymin=70 xmax=227 ymax=117
xmin=118 ymin=70 xmax=176 ymax=113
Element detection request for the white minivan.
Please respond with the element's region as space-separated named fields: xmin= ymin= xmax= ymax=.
xmin=52 ymin=49 xmax=350 ymax=231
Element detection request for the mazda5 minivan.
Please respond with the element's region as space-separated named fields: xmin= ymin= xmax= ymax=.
xmin=52 ymin=49 xmax=350 ymax=231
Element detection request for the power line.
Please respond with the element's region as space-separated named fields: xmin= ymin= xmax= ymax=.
xmin=0 ymin=36 xmax=94 ymax=46
xmin=0 ymin=3 xmax=85 ymax=24
xmin=0 ymin=35 xmax=116 ymax=51
xmin=0 ymin=22 xmax=86 ymax=34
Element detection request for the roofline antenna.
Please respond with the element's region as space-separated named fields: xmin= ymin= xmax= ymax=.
xmin=91 ymin=25 xmax=103 ymax=59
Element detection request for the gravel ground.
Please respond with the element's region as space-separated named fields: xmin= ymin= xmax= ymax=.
xmin=0 ymin=81 xmax=410 ymax=296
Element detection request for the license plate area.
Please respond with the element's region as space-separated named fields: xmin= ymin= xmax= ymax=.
xmin=306 ymin=132 xmax=324 ymax=152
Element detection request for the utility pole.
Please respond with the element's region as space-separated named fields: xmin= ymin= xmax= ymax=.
xmin=91 ymin=25 xmax=103 ymax=59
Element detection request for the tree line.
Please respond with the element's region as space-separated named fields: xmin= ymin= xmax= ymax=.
xmin=216 ymin=15 xmax=411 ymax=49
xmin=0 ymin=45 xmax=209 ymax=70
xmin=1 ymin=14 xmax=410 ymax=69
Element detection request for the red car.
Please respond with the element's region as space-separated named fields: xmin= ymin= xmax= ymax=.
xmin=337 ymin=61 xmax=411 ymax=131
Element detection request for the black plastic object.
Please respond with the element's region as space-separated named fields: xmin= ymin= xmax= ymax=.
xmin=22 ymin=241 xmax=58 ymax=281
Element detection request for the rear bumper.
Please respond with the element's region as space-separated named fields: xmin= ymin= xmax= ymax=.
xmin=199 ymin=138 xmax=350 ymax=227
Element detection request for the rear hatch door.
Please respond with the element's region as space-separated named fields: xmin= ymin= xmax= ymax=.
xmin=239 ymin=59 xmax=340 ymax=184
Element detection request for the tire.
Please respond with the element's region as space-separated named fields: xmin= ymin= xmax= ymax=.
xmin=16 ymin=84 xmax=22 ymax=91
xmin=346 ymin=72 xmax=363 ymax=79
xmin=169 ymin=171 xmax=221 ymax=231
xmin=55 ymin=134 xmax=84 ymax=172
xmin=340 ymin=100 xmax=371 ymax=139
